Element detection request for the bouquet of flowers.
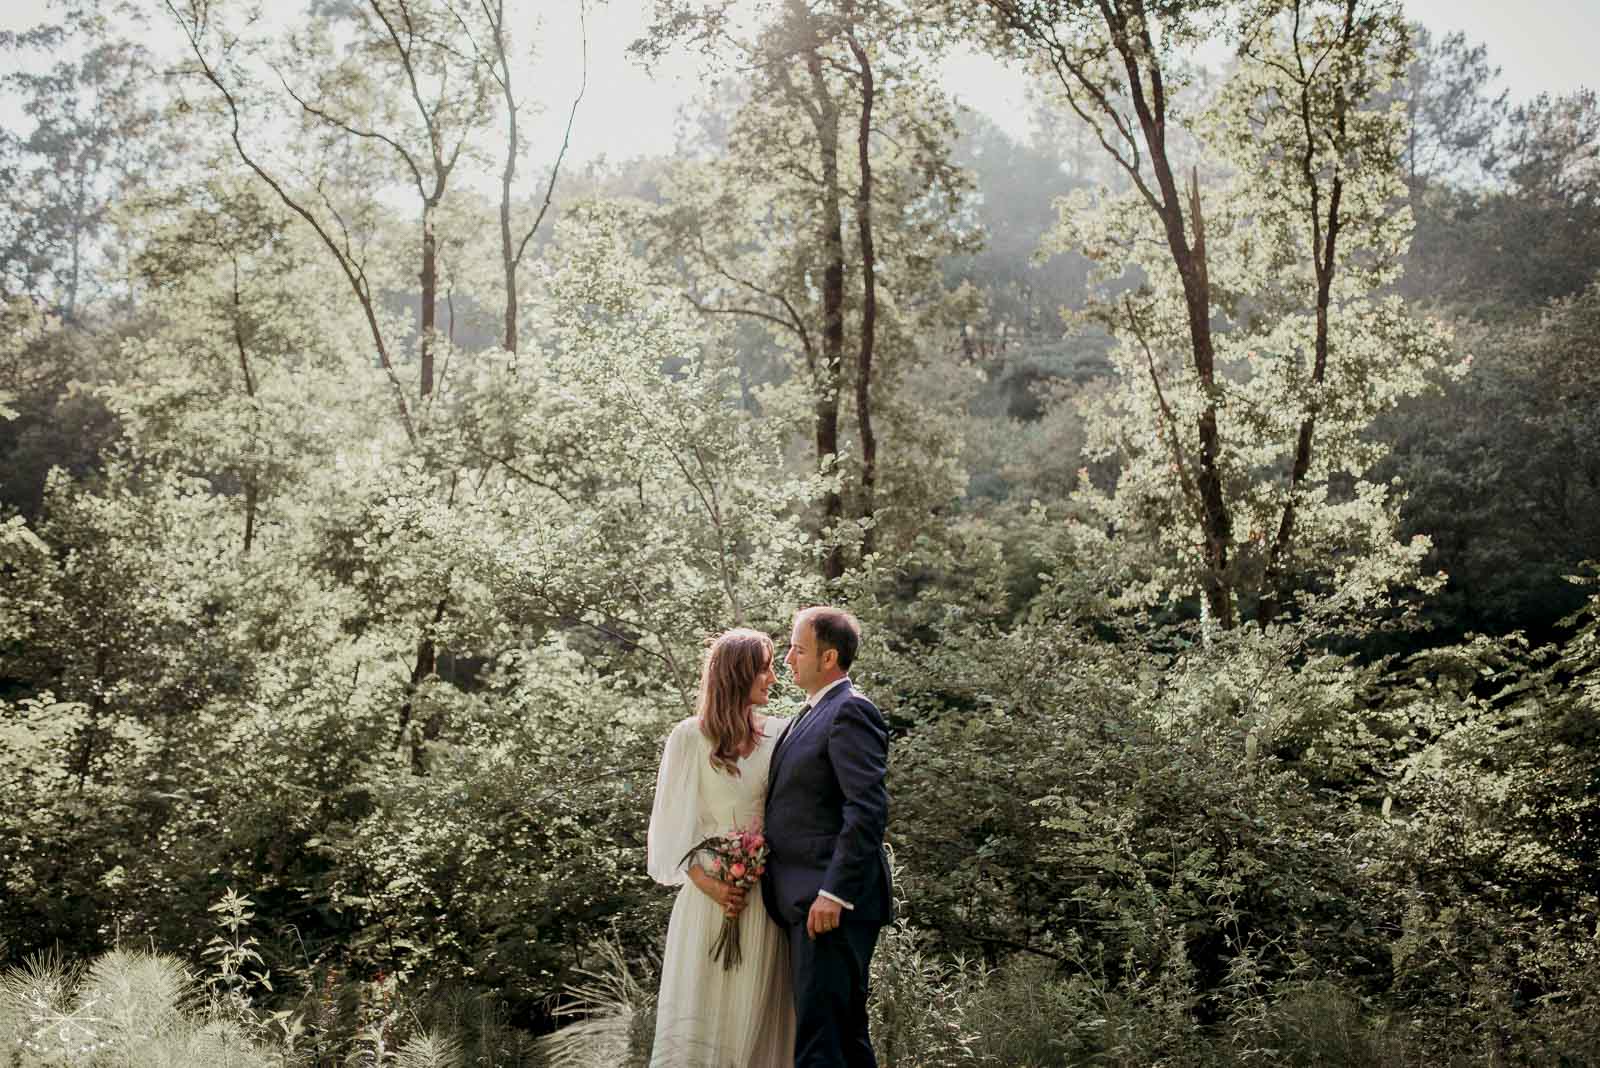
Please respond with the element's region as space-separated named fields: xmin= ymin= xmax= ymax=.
xmin=681 ymin=826 xmax=769 ymax=970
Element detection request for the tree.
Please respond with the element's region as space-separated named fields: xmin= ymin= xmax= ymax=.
xmin=271 ymin=0 xmax=498 ymax=402
xmin=0 ymin=300 xmax=123 ymax=523
xmin=975 ymin=0 xmax=1240 ymax=623
xmin=942 ymin=110 xmax=1108 ymax=415
xmin=1381 ymin=284 xmax=1600 ymax=636
xmin=637 ymin=0 xmax=979 ymax=579
xmin=1402 ymin=87 xmax=1600 ymax=316
xmin=0 ymin=188 xmax=823 ymax=996
xmin=445 ymin=0 xmax=590 ymax=353
xmin=119 ymin=175 xmax=376 ymax=555
xmin=1397 ymin=25 xmax=1505 ymax=193
xmin=163 ymin=0 xmax=540 ymax=760
xmin=1487 ymin=89 xmax=1600 ymax=306
xmin=164 ymin=0 xmax=424 ymax=442
xmin=978 ymin=0 xmax=1453 ymax=628
xmin=0 ymin=1 xmax=163 ymax=320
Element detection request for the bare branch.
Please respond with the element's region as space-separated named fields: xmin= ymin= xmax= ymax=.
xmin=162 ymin=0 xmax=417 ymax=444
xmin=274 ymin=65 xmax=427 ymax=198
xmin=514 ymin=0 xmax=587 ymax=269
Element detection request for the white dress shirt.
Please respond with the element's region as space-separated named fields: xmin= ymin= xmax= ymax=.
xmin=803 ymin=675 xmax=852 ymax=709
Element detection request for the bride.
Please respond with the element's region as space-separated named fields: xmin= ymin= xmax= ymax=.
xmin=647 ymin=628 xmax=796 ymax=1067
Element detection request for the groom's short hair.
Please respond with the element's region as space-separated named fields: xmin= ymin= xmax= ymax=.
xmin=800 ymin=606 xmax=860 ymax=671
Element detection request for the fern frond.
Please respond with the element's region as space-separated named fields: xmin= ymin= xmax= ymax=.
xmin=0 ymin=945 xmax=80 ymax=1014
xmin=1 ymin=946 xmax=97 ymax=1061
xmin=395 ymin=1027 xmax=465 ymax=1068
xmin=82 ymin=947 xmax=199 ymax=1041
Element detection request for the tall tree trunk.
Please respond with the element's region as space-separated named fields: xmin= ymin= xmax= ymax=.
xmin=484 ymin=0 xmax=583 ymax=354
xmin=984 ymin=0 xmax=1237 ymax=625
xmin=1108 ymin=3 xmax=1235 ymax=628
xmin=499 ymin=101 xmax=519 ymax=353
xmin=805 ymin=45 xmax=847 ymax=582
xmin=846 ymin=28 xmax=878 ymax=559
xmin=242 ymin=482 xmax=258 ymax=555
xmin=1258 ymin=0 xmax=1357 ymax=627
xmin=490 ymin=0 xmax=521 ymax=353
xmin=420 ymin=199 xmax=437 ymax=398
xmin=231 ymin=255 xmax=259 ymax=554
xmin=398 ymin=597 xmax=447 ymax=774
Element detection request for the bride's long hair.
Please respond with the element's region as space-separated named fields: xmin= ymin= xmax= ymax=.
xmin=698 ymin=628 xmax=774 ymax=776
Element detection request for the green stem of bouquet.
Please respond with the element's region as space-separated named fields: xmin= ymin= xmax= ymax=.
xmin=710 ymin=916 xmax=742 ymax=971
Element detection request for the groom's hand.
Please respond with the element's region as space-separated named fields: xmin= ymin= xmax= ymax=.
xmin=806 ymin=895 xmax=843 ymax=940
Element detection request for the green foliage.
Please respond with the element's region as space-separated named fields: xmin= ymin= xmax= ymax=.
xmin=1365 ymin=589 xmax=1600 ymax=1059
xmin=1396 ymin=25 xmax=1507 ymax=192
xmin=0 ymin=297 xmax=117 ymax=521
xmin=1405 ymin=88 xmax=1600 ymax=318
xmin=944 ymin=110 xmax=1095 ymax=351
xmin=889 ymin=602 xmax=1390 ymax=997
xmin=1380 ymin=288 xmax=1600 ymax=636
xmin=0 ymin=189 xmax=822 ymax=1024
xmin=205 ymin=889 xmax=272 ymax=1014
xmin=1224 ymin=980 xmax=1412 ymax=1067
xmin=633 ymin=0 xmax=983 ymax=568
xmin=301 ymin=654 xmax=665 ymax=998
xmin=868 ymin=920 xmax=983 ymax=1066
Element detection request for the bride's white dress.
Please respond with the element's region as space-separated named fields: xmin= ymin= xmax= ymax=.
xmin=647 ymin=716 xmax=795 ymax=1068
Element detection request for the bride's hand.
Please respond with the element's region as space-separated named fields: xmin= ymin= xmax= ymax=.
xmin=689 ymin=865 xmax=747 ymax=917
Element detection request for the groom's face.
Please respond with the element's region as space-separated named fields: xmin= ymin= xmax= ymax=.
xmin=785 ymin=618 xmax=823 ymax=693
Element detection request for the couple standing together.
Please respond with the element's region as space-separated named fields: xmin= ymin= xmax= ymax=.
xmin=646 ymin=606 xmax=893 ymax=1067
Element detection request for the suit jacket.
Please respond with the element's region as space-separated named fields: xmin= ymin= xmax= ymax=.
xmin=761 ymin=680 xmax=894 ymax=929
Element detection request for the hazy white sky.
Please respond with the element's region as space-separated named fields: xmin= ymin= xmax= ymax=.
xmin=1 ymin=0 xmax=1593 ymax=171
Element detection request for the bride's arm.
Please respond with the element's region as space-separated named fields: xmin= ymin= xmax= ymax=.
xmin=646 ymin=719 xmax=747 ymax=915
xmin=646 ymin=720 xmax=700 ymax=886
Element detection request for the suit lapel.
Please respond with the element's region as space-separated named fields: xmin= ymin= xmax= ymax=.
xmin=770 ymin=716 xmax=796 ymax=773
xmin=769 ymin=713 xmax=799 ymax=781
xmin=770 ymin=682 xmax=849 ymax=781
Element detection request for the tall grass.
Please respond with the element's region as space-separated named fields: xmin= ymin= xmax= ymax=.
xmin=536 ymin=938 xmax=655 ymax=1068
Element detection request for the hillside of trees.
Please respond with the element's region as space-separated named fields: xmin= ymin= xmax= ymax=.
xmin=2 ymin=1 xmax=1598 ymax=1065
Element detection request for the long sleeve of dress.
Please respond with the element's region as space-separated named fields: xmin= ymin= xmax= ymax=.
xmin=647 ymin=719 xmax=701 ymax=887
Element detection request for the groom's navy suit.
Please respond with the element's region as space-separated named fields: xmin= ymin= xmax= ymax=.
xmin=762 ymin=679 xmax=893 ymax=1068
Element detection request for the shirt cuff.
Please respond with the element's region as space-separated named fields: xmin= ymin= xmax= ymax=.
xmin=819 ymin=889 xmax=854 ymax=910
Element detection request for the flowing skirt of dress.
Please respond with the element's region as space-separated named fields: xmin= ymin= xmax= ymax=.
xmin=651 ymin=881 xmax=795 ymax=1068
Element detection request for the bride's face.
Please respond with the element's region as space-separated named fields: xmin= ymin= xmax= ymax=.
xmin=747 ymin=656 xmax=777 ymax=708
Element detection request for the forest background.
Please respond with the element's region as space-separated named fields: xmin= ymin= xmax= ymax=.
xmin=2 ymin=0 xmax=1599 ymax=1065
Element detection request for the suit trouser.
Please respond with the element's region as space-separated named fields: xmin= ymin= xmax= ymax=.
xmin=788 ymin=917 xmax=879 ymax=1068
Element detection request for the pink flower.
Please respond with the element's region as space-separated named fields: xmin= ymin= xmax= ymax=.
xmin=750 ymin=834 xmax=765 ymax=849
xmin=730 ymin=862 xmax=747 ymax=879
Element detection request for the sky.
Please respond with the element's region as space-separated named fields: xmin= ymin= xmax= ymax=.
xmin=0 ymin=0 xmax=1593 ymax=174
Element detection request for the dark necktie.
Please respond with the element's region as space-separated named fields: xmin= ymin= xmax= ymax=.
xmin=776 ymin=703 xmax=810 ymax=752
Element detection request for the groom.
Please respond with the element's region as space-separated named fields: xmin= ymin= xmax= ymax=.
xmin=763 ymin=606 xmax=894 ymax=1068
